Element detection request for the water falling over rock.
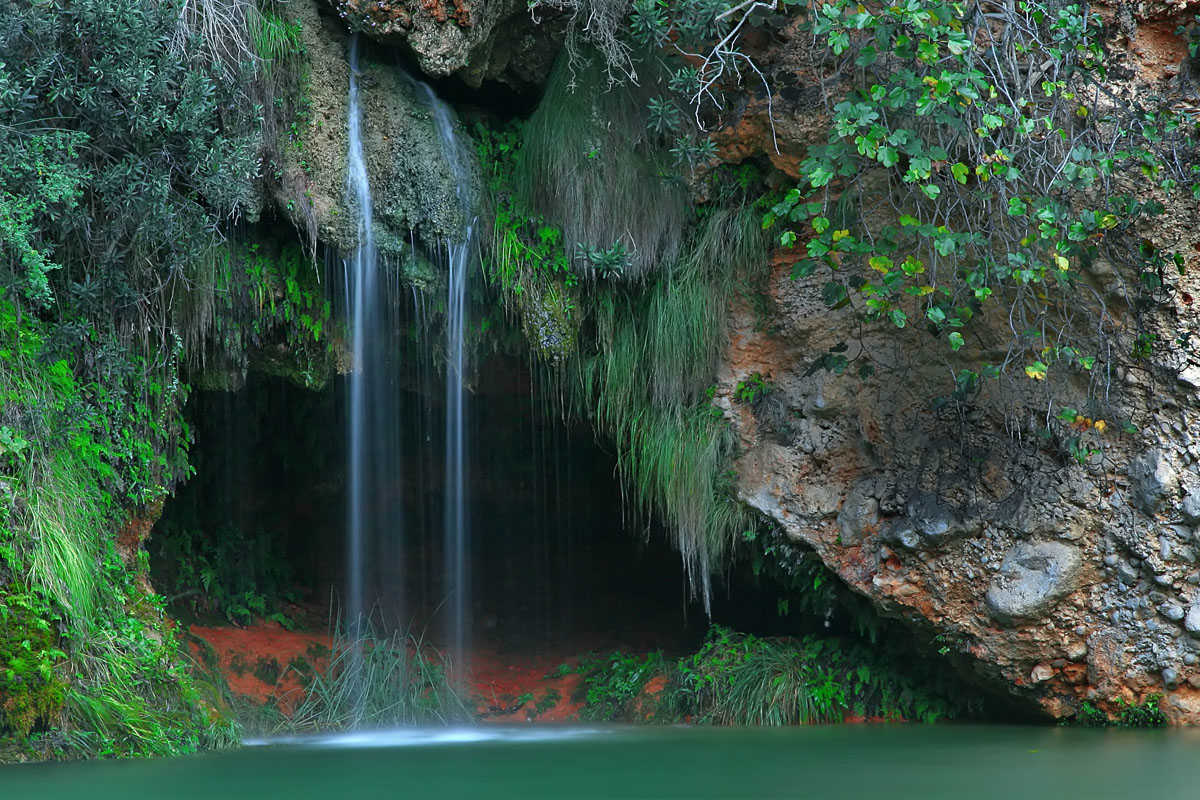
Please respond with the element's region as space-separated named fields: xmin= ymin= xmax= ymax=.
xmin=420 ymin=83 xmax=476 ymax=671
xmin=344 ymin=33 xmax=407 ymax=640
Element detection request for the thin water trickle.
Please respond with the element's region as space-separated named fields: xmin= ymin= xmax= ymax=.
xmin=344 ymin=45 xmax=476 ymax=680
xmin=419 ymin=83 xmax=476 ymax=672
xmin=344 ymin=34 xmax=408 ymax=665
xmin=345 ymin=32 xmax=372 ymax=639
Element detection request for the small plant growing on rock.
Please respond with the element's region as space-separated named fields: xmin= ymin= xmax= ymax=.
xmin=734 ymin=372 xmax=774 ymax=405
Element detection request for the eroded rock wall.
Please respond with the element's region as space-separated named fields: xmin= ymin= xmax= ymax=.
xmin=275 ymin=0 xmax=481 ymax=263
xmin=713 ymin=5 xmax=1200 ymax=721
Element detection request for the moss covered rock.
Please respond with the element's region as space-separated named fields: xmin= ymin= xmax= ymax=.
xmin=274 ymin=0 xmax=482 ymax=261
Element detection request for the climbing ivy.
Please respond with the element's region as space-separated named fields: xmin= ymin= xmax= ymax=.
xmin=766 ymin=0 xmax=1193 ymax=406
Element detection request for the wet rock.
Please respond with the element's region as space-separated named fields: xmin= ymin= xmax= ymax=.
xmin=1128 ymin=450 xmax=1178 ymax=515
xmin=1180 ymin=365 xmax=1200 ymax=391
xmin=1030 ymin=663 xmax=1054 ymax=683
xmin=1186 ymin=603 xmax=1200 ymax=638
xmin=324 ymin=0 xmax=562 ymax=89
xmin=883 ymin=491 xmax=981 ymax=550
xmin=273 ymin=0 xmax=483 ymax=261
xmin=985 ymin=542 xmax=1082 ymax=625
xmin=1117 ymin=561 xmax=1140 ymax=585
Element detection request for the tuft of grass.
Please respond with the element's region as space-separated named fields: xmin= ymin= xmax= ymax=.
xmin=24 ymin=451 xmax=103 ymax=623
xmin=282 ymin=622 xmax=472 ymax=733
xmin=248 ymin=8 xmax=304 ymax=70
xmin=668 ymin=627 xmax=958 ymax=726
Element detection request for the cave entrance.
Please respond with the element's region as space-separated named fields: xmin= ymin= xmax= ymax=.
xmin=150 ymin=355 xmax=714 ymax=657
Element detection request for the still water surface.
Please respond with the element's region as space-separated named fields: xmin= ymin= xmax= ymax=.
xmin=4 ymin=725 xmax=1197 ymax=799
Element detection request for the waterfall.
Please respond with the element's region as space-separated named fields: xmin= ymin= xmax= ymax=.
xmin=344 ymin=34 xmax=406 ymax=647
xmin=420 ymin=84 xmax=475 ymax=671
xmin=343 ymin=36 xmax=475 ymax=680
xmin=345 ymin=33 xmax=371 ymax=637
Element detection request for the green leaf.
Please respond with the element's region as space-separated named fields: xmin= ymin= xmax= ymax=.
xmin=791 ymin=259 xmax=818 ymax=279
xmin=948 ymin=331 xmax=964 ymax=350
xmin=921 ymin=183 xmax=941 ymax=199
xmin=889 ymin=308 xmax=907 ymax=328
xmin=951 ymin=163 xmax=968 ymax=184
xmin=822 ymin=282 xmax=849 ymax=308
xmin=812 ymin=216 xmax=830 ymax=233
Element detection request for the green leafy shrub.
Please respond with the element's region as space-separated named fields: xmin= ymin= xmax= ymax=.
xmin=571 ymin=651 xmax=667 ymax=720
xmin=1073 ymin=695 xmax=1168 ymax=728
xmin=733 ymin=373 xmax=774 ymax=405
xmin=151 ymin=521 xmax=297 ymax=627
xmin=570 ymin=627 xmax=961 ymax=724
xmin=766 ymin=0 xmax=1193 ymax=411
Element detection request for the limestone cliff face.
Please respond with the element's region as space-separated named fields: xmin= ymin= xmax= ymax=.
xmin=712 ymin=6 xmax=1200 ymax=721
xmin=322 ymin=0 xmax=562 ymax=88
xmin=275 ymin=0 xmax=480 ymax=265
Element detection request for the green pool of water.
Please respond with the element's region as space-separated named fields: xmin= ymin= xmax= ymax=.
xmin=3 ymin=725 xmax=1195 ymax=799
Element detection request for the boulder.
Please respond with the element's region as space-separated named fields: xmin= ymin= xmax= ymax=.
xmin=985 ymin=542 xmax=1083 ymax=625
xmin=883 ymin=491 xmax=981 ymax=550
xmin=837 ymin=481 xmax=881 ymax=546
xmin=1128 ymin=450 xmax=1178 ymax=515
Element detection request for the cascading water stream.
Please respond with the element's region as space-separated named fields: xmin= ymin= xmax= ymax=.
xmin=345 ymin=33 xmax=373 ymax=640
xmin=420 ymin=84 xmax=476 ymax=672
xmin=343 ymin=37 xmax=475 ymax=688
xmin=344 ymin=35 xmax=408 ymax=671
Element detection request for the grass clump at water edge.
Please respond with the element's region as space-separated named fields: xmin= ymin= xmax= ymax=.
xmin=568 ymin=626 xmax=961 ymax=725
xmin=227 ymin=622 xmax=472 ymax=737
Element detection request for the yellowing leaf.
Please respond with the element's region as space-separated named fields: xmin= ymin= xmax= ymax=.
xmin=1025 ymin=361 xmax=1048 ymax=381
xmin=1054 ymin=255 xmax=1070 ymax=270
xmin=1093 ymin=419 xmax=1107 ymax=432
xmin=832 ymin=229 xmax=851 ymax=242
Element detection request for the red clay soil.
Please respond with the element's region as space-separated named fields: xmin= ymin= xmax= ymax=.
xmin=190 ymin=621 xmax=895 ymax=726
xmin=189 ymin=622 xmax=331 ymax=713
xmin=189 ymin=620 xmax=602 ymax=723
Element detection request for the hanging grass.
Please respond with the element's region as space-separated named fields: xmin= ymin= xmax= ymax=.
xmin=565 ymin=206 xmax=767 ymax=608
xmin=515 ymin=52 xmax=689 ymax=280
